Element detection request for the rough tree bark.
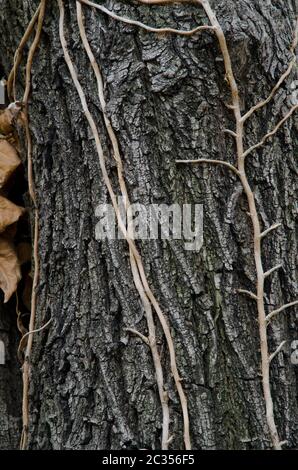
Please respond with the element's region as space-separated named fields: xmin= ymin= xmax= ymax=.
xmin=0 ymin=304 xmax=22 ymax=450
xmin=0 ymin=0 xmax=297 ymax=450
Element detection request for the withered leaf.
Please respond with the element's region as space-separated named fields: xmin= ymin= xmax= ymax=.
xmin=0 ymin=195 xmax=25 ymax=233
xmin=0 ymin=237 xmax=21 ymax=303
xmin=0 ymin=140 xmax=21 ymax=188
xmin=0 ymin=102 xmax=23 ymax=135
xmin=2 ymin=222 xmax=18 ymax=240
xmin=0 ymin=108 xmax=14 ymax=135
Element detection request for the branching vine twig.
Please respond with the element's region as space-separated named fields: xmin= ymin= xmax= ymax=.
xmin=237 ymin=289 xmax=258 ymax=301
xmin=78 ymin=0 xmax=214 ymax=36
xmin=172 ymin=0 xmax=298 ymax=449
xmin=269 ymin=341 xmax=287 ymax=364
xmin=20 ymin=0 xmax=47 ymax=451
xmin=18 ymin=318 xmax=52 ymax=362
xmin=7 ymin=4 xmax=42 ymax=101
xmin=241 ymin=19 xmax=298 ymax=123
xmin=58 ymin=0 xmax=193 ymax=449
xmin=260 ymin=223 xmax=282 ymax=239
xmin=124 ymin=328 xmax=150 ymax=345
xmin=176 ymin=158 xmax=241 ymax=177
xmin=76 ymin=1 xmax=171 ymax=448
xmin=266 ymin=300 xmax=298 ymax=324
xmin=243 ymin=104 xmax=298 ymax=159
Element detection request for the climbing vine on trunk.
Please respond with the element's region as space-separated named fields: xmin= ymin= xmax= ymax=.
xmin=2 ymin=0 xmax=297 ymax=450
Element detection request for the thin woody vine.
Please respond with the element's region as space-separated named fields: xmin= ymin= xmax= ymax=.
xmin=0 ymin=0 xmax=297 ymax=450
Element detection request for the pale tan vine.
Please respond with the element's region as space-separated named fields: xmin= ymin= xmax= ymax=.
xmin=173 ymin=0 xmax=297 ymax=450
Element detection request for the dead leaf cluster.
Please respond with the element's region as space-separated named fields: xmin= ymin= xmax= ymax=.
xmin=0 ymin=105 xmax=27 ymax=303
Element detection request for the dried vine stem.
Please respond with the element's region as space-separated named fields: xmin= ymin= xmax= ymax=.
xmin=7 ymin=4 xmax=41 ymax=100
xmin=59 ymin=0 xmax=192 ymax=449
xmin=242 ymin=19 xmax=298 ymax=123
xmin=78 ymin=0 xmax=214 ymax=36
xmin=20 ymin=0 xmax=47 ymax=451
xmin=23 ymin=0 xmax=47 ymax=202
xmin=243 ymin=103 xmax=298 ymax=159
xmin=266 ymin=300 xmax=298 ymax=324
xmin=18 ymin=318 xmax=52 ymax=362
xmin=174 ymin=0 xmax=298 ymax=449
xmin=76 ymin=1 xmax=170 ymax=449
xmin=176 ymin=158 xmax=240 ymax=177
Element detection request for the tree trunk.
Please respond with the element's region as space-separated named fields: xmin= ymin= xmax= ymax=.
xmin=0 ymin=0 xmax=297 ymax=450
xmin=0 ymin=303 xmax=22 ymax=450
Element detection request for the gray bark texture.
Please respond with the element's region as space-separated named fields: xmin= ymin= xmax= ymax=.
xmin=0 ymin=0 xmax=297 ymax=450
xmin=0 ymin=304 xmax=22 ymax=450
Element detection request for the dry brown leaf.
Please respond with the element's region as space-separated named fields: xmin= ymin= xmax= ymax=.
xmin=0 ymin=140 xmax=21 ymax=188
xmin=0 ymin=108 xmax=14 ymax=134
xmin=2 ymin=222 xmax=18 ymax=240
xmin=0 ymin=195 xmax=25 ymax=233
xmin=0 ymin=237 xmax=21 ymax=302
xmin=17 ymin=242 xmax=32 ymax=265
xmin=0 ymin=102 xmax=23 ymax=135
